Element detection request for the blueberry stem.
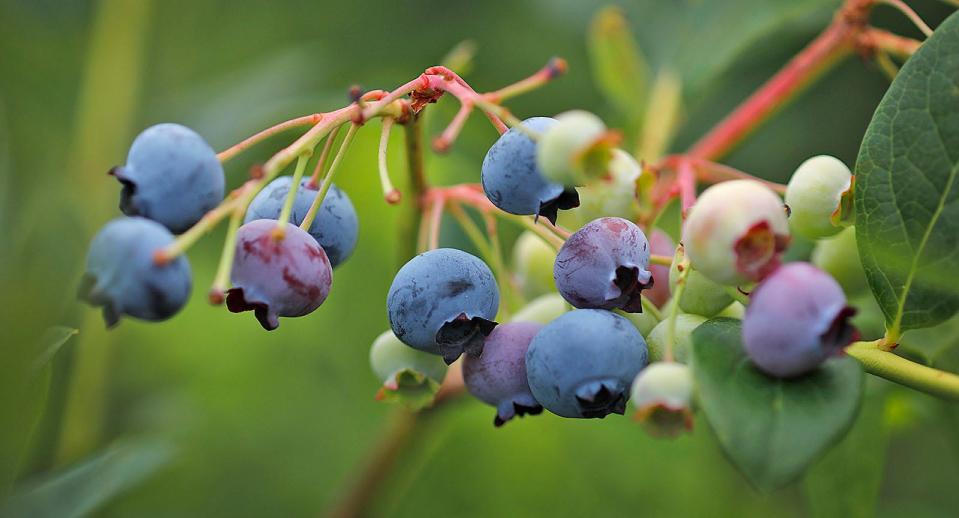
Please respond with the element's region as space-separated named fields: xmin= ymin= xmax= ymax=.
xmin=378 ymin=117 xmax=400 ymax=204
xmin=446 ymin=203 xmax=493 ymax=260
xmin=650 ymin=254 xmax=673 ymax=266
xmin=300 ymin=123 xmax=360 ymax=231
xmin=209 ymin=205 xmax=244 ymax=302
xmin=664 ymin=251 xmax=691 ymax=362
xmin=306 ymin=124 xmax=341 ymax=189
xmin=846 ymin=340 xmax=959 ymax=401
xmin=639 ymin=296 xmax=664 ymax=321
xmin=217 ymin=113 xmax=322 ymax=163
xmin=504 ymin=214 xmax=565 ymax=250
xmin=878 ymin=0 xmax=933 ymax=37
xmin=275 ymin=152 xmax=311 ymax=236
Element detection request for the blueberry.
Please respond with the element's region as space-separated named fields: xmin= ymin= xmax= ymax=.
xmin=370 ymin=330 xmax=448 ymax=406
xmin=560 ymin=149 xmax=641 ymax=229
xmin=510 ymin=293 xmax=569 ymax=325
xmin=645 ymin=313 xmax=707 ymax=363
xmin=526 ymin=309 xmax=648 ymax=418
xmin=226 ymin=219 xmax=332 ymax=330
xmin=511 ymin=231 xmax=557 ymax=299
xmin=463 ymin=322 xmax=544 ymax=426
xmin=683 ymin=180 xmax=790 ymax=285
xmin=244 ymin=176 xmax=358 ymax=268
xmin=669 ymin=246 xmax=733 ymax=317
xmin=481 ymin=117 xmax=579 ymax=224
xmin=536 ymin=110 xmax=612 ymax=186
xmin=646 ymin=230 xmax=675 ymax=308
xmin=743 ymin=262 xmax=857 ymax=378
xmin=785 ymin=155 xmax=852 ymax=240
xmin=112 ymin=124 xmax=225 ymax=233
xmin=630 ymin=362 xmax=694 ymax=437
xmin=78 ymin=217 xmax=192 ymax=327
xmin=554 ymin=217 xmax=652 ymax=312
xmin=387 ymin=248 xmax=500 ymax=364
xmin=811 ymin=227 xmax=868 ymax=297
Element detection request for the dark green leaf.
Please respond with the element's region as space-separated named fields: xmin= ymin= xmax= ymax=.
xmin=691 ymin=318 xmax=864 ymax=491
xmin=0 ymin=438 xmax=174 ymax=518
xmin=855 ymin=12 xmax=959 ymax=335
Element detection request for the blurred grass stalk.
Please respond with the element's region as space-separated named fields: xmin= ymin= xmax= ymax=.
xmin=56 ymin=0 xmax=153 ymax=464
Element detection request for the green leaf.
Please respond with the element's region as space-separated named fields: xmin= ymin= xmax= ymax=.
xmin=587 ymin=6 xmax=648 ymax=117
xmin=691 ymin=318 xmax=864 ymax=491
xmin=854 ymin=12 xmax=959 ymax=336
xmin=34 ymin=326 xmax=78 ymax=372
xmin=0 ymin=438 xmax=174 ymax=518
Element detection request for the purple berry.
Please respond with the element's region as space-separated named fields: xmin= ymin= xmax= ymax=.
xmin=554 ymin=217 xmax=652 ymax=312
xmin=646 ymin=230 xmax=674 ymax=307
xmin=226 ymin=219 xmax=332 ymax=330
xmin=463 ymin=322 xmax=544 ymax=427
xmin=743 ymin=262 xmax=857 ymax=378
xmin=78 ymin=217 xmax=192 ymax=327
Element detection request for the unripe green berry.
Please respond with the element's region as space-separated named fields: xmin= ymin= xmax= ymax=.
xmin=621 ymin=309 xmax=659 ymax=336
xmin=683 ymin=180 xmax=790 ymax=285
xmin=670 ymin=249 xmax=734 ymax=317
xmin=512 ymin=231 xmax=557 ymax=299
xmin=785 ymin=155 xmax=852 ymax=240
xmin=630 ymin=362 xmax=694 ymax=437
xmin=559 ymin=149 xmax=641 ymax=229
xmin=510 ymin=293 xmax=569 ymax=324
xmin=811 ymin=226 xmax=868 ymax=296
xmin=646 ymin=313 xmax=707 ymax=363
xmin=370 ymin=330 xmax=447 ymax=407
xmin=536 ymin=110 xmax=613 ymax=186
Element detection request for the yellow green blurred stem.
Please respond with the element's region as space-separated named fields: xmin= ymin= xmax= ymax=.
xmin=846 ymin=341 xmax=959 ymax=401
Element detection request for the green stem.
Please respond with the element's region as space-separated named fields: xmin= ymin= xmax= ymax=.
xmin=300 ymin=123 xmax=359 ymax=230
xmin=277 ymin=152 xmax=310 ymax=229
xmin=846 ymin=341 xmax=959 ymax=401
xmin=664 ymin=258 xmax=691 ymax=362
xmin=209 ymin=206 xmax=244 ymax=300
xmin=640 ymin=296 xmax=664 ymax=322
xmin=397 ymin=116 xmax=428 ymax=266
xmin=446 ymin=204 xmax=493 ymax=259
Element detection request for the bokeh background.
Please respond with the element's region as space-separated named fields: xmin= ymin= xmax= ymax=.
xmin=1 ymin=0 xmax=957 ymax=516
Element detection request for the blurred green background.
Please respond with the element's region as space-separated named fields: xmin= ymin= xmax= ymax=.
xmin=1 ymin=0 xmax=958 ymax=516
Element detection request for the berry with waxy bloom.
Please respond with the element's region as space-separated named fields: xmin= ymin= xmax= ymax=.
xmin=463 ymin=322 xmax=544 ymax=426
xmin=536 ymin=110 xmax=617 ymax=186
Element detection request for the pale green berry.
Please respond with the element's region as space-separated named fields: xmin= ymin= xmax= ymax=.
xmin=560 ymin=149 xmax=641 ymax=229
xmin=512 ymin=231 xmax=557 ymax=299
xmin=683 ymin=180 xmax=790 ymax=285
xmin=646 ymin=313 xmax=707 ymax=363
xmin=630 ymin=362 xmax=694 ymax=437
xmin=811 ymin=226 xmax=868 ymax=297
xmin=535 ymin=110 xmax=612 ymax=186
xmin=370 ymin=331 xmax=447 ymax=406
xmin=716 ymin=301 xmax=746 ymax=319
xmin=670 ymin=249 xmax=734 ymax=317
xmin=621 ymin=309 xmax=659 ymax=336
xmin=510 ymin=293 xmax=569 ymax=324
xmin=785 ymin=155 xmax=852 ymax=240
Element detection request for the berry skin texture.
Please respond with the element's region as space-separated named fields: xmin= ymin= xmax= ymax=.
xmin=370 ymin=330 xmax=447 ymax=406
xmin=78 ymin=217 xmax=192 ymax=327
xmin=112 ymin=123 xmax=225 ymax=233
xmin=646 ymin=313 xmax=707 ymax=363
xmin=244 ymin=176 xmax=358 ymax=268
xmin=536 ymin=110 xmax=612 ymax=186
xmin=630 ymin=362 xmax=694 ymax=437
xmin=554 ymin=217 xmax=652 ymax=313
xmin=561 ymin=149 xmax=641 ymax=229
xmin=387 ymin=248 xmax=500 ymax=364
xmin=646 ymin=230 xmax=675 ymax=308
xmin=511 ymin=231 xmax=557 ymax=299
xmin=481 ymin=117 xmax=579 ymax=224
xmin=743 ymin=262 xmax=857 ymax=378
xmin=785 ymin=155 xmax=852 ymax=240
xmin=683 ymin=180 xmax=790 ymax=286
xmin=226 ymin=219 xmax=332 ymax=331
xmin=463 ymin=322 xmax=544 ymax=427
xmin=526 ymin=309 xmax=649 ymax=419
xmin=811 ymin=226 xmax=868 ymax=297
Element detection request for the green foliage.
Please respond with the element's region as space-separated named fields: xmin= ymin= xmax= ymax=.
xmin=587 ymin=7 xmax=648 ymax=118
xmin=691 ymin=318 xmax=864 ymax=491
xmin=855 ymin=11 xmax=959 ymax=336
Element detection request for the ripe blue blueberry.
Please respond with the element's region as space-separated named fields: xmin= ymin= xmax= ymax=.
xmin=526 ymin=309 xmax=648 ymax=418
xmin=227 ymin=219 xmax=332 ymax=330
xmin=481 ymin=117 xmax=579 ymax=224
xmin=743 ymin=262 xmax=857 ymax=378
xmin=463 ymin=322 xmax=544 ymax=427
xmin=244 ymin=176 xmax=358 ymax=268
xmin=78 ymin=217 xmax=192 ymax=327
xmin=112 ymin=123 xmax=225 ymax=233
xmin=387 ymin=248 xmax=500 ymax=364
xmin=554 ymin=217 xmax=652 ymax=312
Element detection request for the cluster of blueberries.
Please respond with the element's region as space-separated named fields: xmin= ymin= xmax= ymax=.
xmin=79 ymin=123 xmax=358 ymax=330
xmin=377 ymin=114 xmax=860 ymax=427
xmin=79 ymin=109 xmax=860 ymax=431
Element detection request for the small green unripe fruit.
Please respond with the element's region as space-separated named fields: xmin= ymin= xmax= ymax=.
xmin=811 ymin=226 xmax=868 ymax=297
xmin=370 ymin=330 xmax=447 ymax=407
xmin=646 ymin=313 xmax=707 ymax=363
xmin=670 ymin=248 xmax=734 ymax=317
xmin=621 ymin=309 xmax=659 ymax=336
xmin=560 ymin=149 xmax=641 ymax=229
xmin=785 ymin=155 xmax=852 ymax=239
xmin=512 ymin=231 xmax=557 ymax=298
xmin=536 ymin=110 xmax=613 ymax=186
xmin=510 ymin=293 xmax=569 ymax=324
xmin=684 ymin=180 xmax=790 ymax=285
xmin=630 ymin=362 xmax=694 ymax=437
